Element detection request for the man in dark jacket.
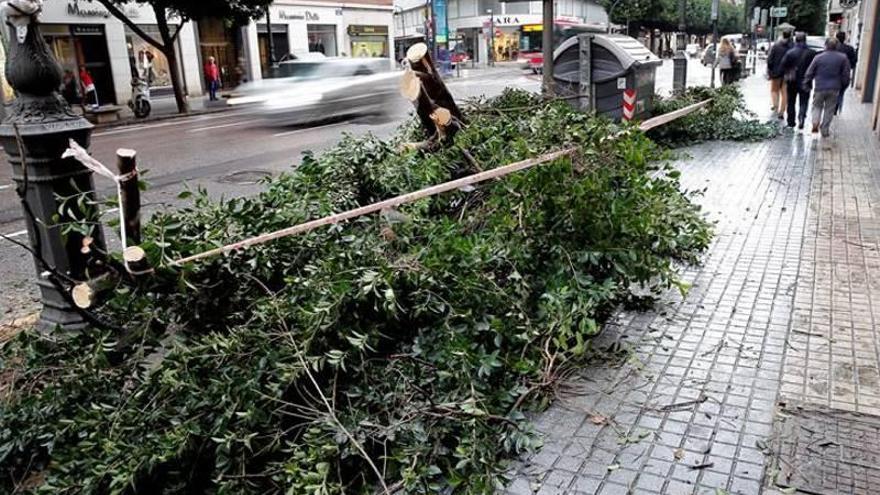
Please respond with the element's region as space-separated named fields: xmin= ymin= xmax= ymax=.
xmin=767 ymin=30 xmax=793 ymax=118
xmin=835 ymin=31 xmax=857 ymax=113
xmin=780 ymin=32 xmax=816 ymax=129
xmin=804 ymin=38 xmax=851 ymax=137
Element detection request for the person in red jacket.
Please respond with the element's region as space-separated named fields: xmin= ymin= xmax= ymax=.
xmin=204 ymin=56 xmax=221 ymax=101
xmin=79 ymin=65 xmax=99 ymax=110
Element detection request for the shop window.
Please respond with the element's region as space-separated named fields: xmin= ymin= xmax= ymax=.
xmin=198 ymin=18 xmax=247 ymax=89
xmin=348 ymin=25 xmax=389 ymax=58
xmin=308 ymin=24 xmax=338 ymax=56
xmin=125 ymin=25 xmax=178 ymax=90
xmin=258 ymin=23 xmax=290 ymax=72
xmin=44 ymin=24 xmax=116 ymax=104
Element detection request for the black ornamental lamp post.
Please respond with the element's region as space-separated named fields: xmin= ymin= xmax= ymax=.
xmin=0 ymin=0 xmax=104 ymax=331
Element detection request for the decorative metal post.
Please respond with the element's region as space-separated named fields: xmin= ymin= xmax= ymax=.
xmin=672 ymin=0 xmax=688 ymax=93
xmin=541 ymin=0 xmax=554 ymax=95
xmin=0 ymin=0 xmax=103 ymax=331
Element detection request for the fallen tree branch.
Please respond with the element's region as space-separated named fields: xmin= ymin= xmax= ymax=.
xmin=638 ymin=99 xmax=712 ymax=132
xmin=172 ymin=148 xmax=578 ymax=266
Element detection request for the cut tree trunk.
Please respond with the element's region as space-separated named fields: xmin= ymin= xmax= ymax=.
xmin=401 ymin=69 xmax=440 ymax=137
xmin=71 ymin=273 xmax=117 ymax=309
xmin=405 ymin=43 xmax=463 ymax=122
xmin=124 ymin=246 xmax=153 ymax=277
xmin=400 ymin=44 xmax=464 ymax=142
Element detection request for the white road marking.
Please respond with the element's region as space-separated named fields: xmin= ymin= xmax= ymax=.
xmin=0 ymin=229 xmax=28 ymax=239
xmin=272 ymin=122 xmax=350 ymax=138
xmin=92 ymin=125 xmax=148 ymax=137
xmin=0 ymin=184 xmax=13 ymax=191
xmin=188 ymin=119 xmax=261 ymax=133
xmin=93 ymin=110 xmax=256 ymax=137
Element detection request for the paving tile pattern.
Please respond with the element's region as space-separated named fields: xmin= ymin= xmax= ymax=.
xmin=772 ymin=403 xmax=880 ymax=494
xmin=504 ymin=81 xmax=880 ymax=495
xmin=779 ymin=112 xmax=880 ymax=414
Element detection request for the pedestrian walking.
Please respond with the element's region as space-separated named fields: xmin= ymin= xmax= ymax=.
xmin=767 ymin=30 xmax=793 ymax=119
xmin=834 ymin=31 xmax=857 ymax=113
xmin=79 ymin=65 xmax=99 ymax=110
xmin=804 ymin=38 xmax=851 ymax=138
xmin=780 ymin=32 xmax=816 ymax=129
xmin=204 ymin=56 xmax=221 ymax=101
xmin=718 ymin=38 xmax=738 ymax=86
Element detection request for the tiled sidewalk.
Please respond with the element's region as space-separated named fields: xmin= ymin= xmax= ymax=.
xmin=505 ymin=77 xmax=880 ymax=495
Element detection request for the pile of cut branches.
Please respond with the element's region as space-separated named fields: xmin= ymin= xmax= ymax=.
xmin=648 ymin=86 xmax=779 ymax=146
xmin=1 ymin=89 xmax=714 ymax=494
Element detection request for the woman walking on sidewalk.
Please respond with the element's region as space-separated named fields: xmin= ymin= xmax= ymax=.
xmin=718 ymin=39 xmax=738 ymax=86
xmin=803 ymin=38 xmax=851 ymax=138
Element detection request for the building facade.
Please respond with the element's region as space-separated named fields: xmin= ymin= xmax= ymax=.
xmin=0 ymin=0 xmax=393 ymax=108
xmin=856 ymin=0 xmax=880 ymax=133
xmin=246 ymin=0 xmax=395 ymax=81
xmin=37 ymin=0 xmax=202 ymax=106
xmin=393 ymin=0 xmax=607 ymax=64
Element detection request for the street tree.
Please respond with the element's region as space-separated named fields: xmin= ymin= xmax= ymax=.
xmin=753 ymin=0 xmax=825 ymax=36
xmin=90 ymin=0 xmax=273 ymax=113
xmin=603 ymin=0 xmax=742 ymax=36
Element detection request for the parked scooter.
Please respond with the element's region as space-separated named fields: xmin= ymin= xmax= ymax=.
xmin=128 ymin=77 xmax=152 ymax=118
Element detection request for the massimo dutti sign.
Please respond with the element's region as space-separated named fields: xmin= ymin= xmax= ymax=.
xmin=66 ymin=0 xmax=140 ymax=19
xmin=278 ymin=10 xmax=321 ymax=21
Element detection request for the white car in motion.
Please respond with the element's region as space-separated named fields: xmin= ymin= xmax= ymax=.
xmin=229 ymin=58 xmax=401 ymax=126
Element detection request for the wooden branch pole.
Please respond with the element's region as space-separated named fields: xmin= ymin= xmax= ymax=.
xmin=116 ymin=148 xmax=141 ymax=245
xmin=639 ymin=99 xmax=712 ymax=132
xmin=172 ymin=148 xmax=577 ymax=266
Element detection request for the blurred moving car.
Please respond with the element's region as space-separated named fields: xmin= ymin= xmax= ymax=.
xmin=268 ymin=52 xmax=328 ymax=79
xmin=806 ymin=35 xmax=826 ymax=51
xmin=686 ymin=43 xmax=700 ymax=58
xmin=229 ymin=58 xmax=401 ymax=126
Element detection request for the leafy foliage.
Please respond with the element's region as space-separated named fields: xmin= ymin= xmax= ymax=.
xmin=648 ymin=86 xmax=779 ymax=147
xmin=0 ymin=90 xmax=713 ymax=494
xmin=754 ymin=0 xmax=826 ymax=35
xmin=601 ymin=0 xmax=743 ymax=35
xmin=93 ymin=0 xmax=273 ymax=24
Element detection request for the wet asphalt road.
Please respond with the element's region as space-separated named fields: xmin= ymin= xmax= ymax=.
xmin=0 ymin=67 xmax=541 ymax=319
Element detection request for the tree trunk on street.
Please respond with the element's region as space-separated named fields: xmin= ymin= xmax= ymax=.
xmin=154 ymin=4 xmax=189 ymax=114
